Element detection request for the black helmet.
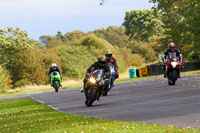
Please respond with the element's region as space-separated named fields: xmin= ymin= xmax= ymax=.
xmin=98 ymin=55 xmax=106 ymax=64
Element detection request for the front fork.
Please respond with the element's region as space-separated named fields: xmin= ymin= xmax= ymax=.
xmin=166 ymin=67 xmax=181 ymax=78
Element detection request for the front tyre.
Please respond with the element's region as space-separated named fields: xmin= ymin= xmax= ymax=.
xmin=54 ymin=82 xmax=59 ymax=92
xmin=171 ymin=70 xmax=177 ymax=85
xmin=87 ymin=89 xmax=97 ymax=107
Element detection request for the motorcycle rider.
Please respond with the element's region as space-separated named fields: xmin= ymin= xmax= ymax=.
xmin=48 ymin=63 xmax=62 ymax=87
xmin=163 ymin=42 xmax=182 ymax=78
xmin=105 ymin=49 xmax=119 ymax=81
xmin=80 ymin=56 xmax=110 ymax=100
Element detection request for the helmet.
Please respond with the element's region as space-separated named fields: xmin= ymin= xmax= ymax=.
xmin=98 ymin=55 xmax=106 ymax=64
xmin=52 ymin=63 xmax=57 ymax=70
xmin=168 ymin=42 xmax=176 ymax=52
xmin=105 ymin=49 xmax=112 ymax=59
xmin=168 ymin=42 xmax=176 ymax=48
xmin=52 ymin=63 xmax=57 ymax=67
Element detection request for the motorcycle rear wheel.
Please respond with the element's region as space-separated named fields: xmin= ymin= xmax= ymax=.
xmin=102 ymin=85 xmax=109 ymax=96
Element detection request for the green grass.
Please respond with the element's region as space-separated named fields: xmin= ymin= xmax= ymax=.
xmin=0 ymin=99 xmax=199 ymax=133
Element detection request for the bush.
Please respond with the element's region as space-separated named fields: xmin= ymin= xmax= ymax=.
xmin=12 ymin=49 xmax=62 ymax=87
xmin=116 ymin=47 xmax=145 ymax=67
xmin=53 ymin=34 xmax=128 ymax=79
xmin=187 ymin=51 xmax=200 ymax=61
xmin=128 ymin=41 xmax=158 ymax=63
xmin=0 ymin=66 xmax=11 ymax=93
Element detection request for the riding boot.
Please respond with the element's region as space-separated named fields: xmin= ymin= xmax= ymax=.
xmin=178 ymin=69 xmax=181 ymax=78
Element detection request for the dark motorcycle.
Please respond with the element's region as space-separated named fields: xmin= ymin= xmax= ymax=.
xmin=166 ymin=57 xmax=182 ymax=86
xmin=84 ymin=69 xmax=108 ymax=107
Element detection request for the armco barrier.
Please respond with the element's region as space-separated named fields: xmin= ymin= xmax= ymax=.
xmin=139 ymin=66 xmax=149 ymax=77
xmin=181 ymin=61 xmax=200 ymax=72
xmin=136 ymin=69 xmax=140 ymax=77
xmin=148 ymin=63 xmax=163 ymax=76
xmin=147 ymin=61 xmax=200 ymax=76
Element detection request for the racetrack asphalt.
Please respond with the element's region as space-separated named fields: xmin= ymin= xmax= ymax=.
xmin=1 ymin=74 xmax=200 ymax=129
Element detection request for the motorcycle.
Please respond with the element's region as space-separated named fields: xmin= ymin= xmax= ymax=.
xmin=166 ymin=57 xmax=182 ymax=86
xmin=84 ymin=69 xmax=108 ymax=107
xmin=50 ymin=71 xmax=62 ymax=92
xmin=102 ymin=62 xmax=115 ymax=96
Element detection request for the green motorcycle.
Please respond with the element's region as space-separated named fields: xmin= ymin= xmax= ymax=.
xmin=51 ymin=71 xmax=62 ymax=92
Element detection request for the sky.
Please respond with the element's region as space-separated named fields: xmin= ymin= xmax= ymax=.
xmin=0 ymin=0 xmax=154 ymax=40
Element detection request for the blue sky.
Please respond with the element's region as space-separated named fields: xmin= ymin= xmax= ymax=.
xmin=0 ymin=0 xmax=154 ymax=40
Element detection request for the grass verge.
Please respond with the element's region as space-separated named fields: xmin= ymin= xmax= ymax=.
xmin=0 ymin=81 xmax=82 ymax=98
xmin=0 ymin=99 xmax=199 ymax=133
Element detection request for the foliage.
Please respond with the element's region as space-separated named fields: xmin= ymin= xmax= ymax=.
xmin=0 ymin=27 xmax=41 ymax=66
xmin=117 ymin=47 xmax=145 ymax=67
xmin=128 ymin=41 xmax=158 ymax=63
xmin=39 ymin=35 xmax=64 ymax=49
xmin=65 ymin=30 xmax=85 ymax=41
xmin=150 ymin=0 xmax=200 ymax=50
xmin=12 ymin=49 xmax=62 ymax=87
xmin=0 ymin=99 xmax=199 ymax=133
xmin=56 ymin=31 xmax=68 ymax=42
xmin=187 ymin=51 xmax=200 ymax=61
xmin=123 ymin=9 xmax=164 ymax=41
xmin=0 ymin=66 xmax=11 ymax=93
xmin=53 ymin=34 xmax=128 ymax=79
xmin=92 ymin=26 xmax=129 ymax=47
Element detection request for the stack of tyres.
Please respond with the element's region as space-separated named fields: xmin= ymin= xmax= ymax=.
xmin=139 ymin=66 xmax=149 ymax=77
xmin=136 ymin=69 xmax=140 ymax=77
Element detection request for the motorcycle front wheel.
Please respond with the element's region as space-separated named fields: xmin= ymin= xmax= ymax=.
xmin=54 ymin=82 xmax=59 ymax=92
xmin=87 ymin=89 xmax=97 ymax=107
xmin=168 ymin=70 xmax=177 ymax=86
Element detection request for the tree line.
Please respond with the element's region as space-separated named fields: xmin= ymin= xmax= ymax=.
xmin=0 ymin=0 xmax=199 ymax=92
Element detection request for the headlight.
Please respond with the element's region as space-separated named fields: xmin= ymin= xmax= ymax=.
xmin=171 ymin=62 xmax=177 ymax=68
xmin=89 ymin=77 xmax=96 ymax=84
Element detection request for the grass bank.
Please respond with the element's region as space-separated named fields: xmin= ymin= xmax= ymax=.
xmin=0 ymin=99 xmax=198 ymax=133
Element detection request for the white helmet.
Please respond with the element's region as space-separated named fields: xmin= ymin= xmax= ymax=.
xmin=52 ymin=63 xmax=57 ymax=67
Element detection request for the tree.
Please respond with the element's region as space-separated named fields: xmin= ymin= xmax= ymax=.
xmin=93 ymin=26 xmax=129 ymax=47
xmin=13 ymin=49 xmax=62 ymax=87
xmin=39 ymin=35 xmax=64 ymax=49
xmin=122 ymin=9 xmax=164 ymax=42
xmin=0 ymin=65 xmax=11 ymax=92
xmin=56 ymin=31 xmax=68 ymax=42
xmin=0 ymin=27 xmax=41 ymax=66
xmin=65 ymin=30 xmax=85 ymax=41
xmin=150 ymin=0 xmax=200 ymax=50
